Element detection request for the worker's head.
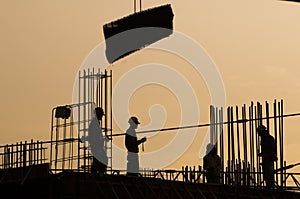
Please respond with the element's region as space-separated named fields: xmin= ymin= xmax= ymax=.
xmin=128 ymin=116 xmax=140 ymax=128
xmin=206 ymin=143 xmax=217 ymax=155
xmin=257 ymin=125 xmax=268 ymax=136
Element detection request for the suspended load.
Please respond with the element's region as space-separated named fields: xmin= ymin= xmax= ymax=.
xmin=103 ymin=4 xmax=174 ymax=63
xmin=280 ymin=0 xmax=300 ymax=2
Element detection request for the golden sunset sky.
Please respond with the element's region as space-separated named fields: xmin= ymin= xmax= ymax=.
xmin=1 ymin=0 xmax=300 ymax=169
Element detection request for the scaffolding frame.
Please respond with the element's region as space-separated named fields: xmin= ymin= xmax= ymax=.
xmin=49 ymin=69 xmax=113 ymax=173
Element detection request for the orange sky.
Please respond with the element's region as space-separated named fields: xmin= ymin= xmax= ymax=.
xmin=1 ymin=0 xmax=300 ymax=170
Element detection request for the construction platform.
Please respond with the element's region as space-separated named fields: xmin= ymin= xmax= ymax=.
xmin=0 ymin=164 xmax=300 ymax=199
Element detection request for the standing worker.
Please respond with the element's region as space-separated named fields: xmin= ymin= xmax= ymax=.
xmin=203 ymin=143 xmax=221 ymax=183
xmin=257 ymin=125 xmax=277 ymax=189
xmin=88 ymin=106 xmax=108 ymax=175
xmin=125 ymin=116 xmax=147 ymax=176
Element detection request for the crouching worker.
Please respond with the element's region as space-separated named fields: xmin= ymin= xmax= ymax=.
xmin=203 ymin=144 xmax=221 ymax=183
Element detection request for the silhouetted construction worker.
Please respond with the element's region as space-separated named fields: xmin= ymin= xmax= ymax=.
xmin=257 ymin=125 xmax=277 ymax=189
xmin=125 ymin=116 xmax=146 ymax=176
xmin=88 ymin=106 xmax=108 ymax=175
xmin=203 ymin=144 xmax=221 ymax=183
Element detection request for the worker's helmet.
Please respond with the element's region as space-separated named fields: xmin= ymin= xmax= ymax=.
xmin=257 ymin=125 xmax=267 ymax=135
xmin=129 ymin=116 xmax=140 ymax=125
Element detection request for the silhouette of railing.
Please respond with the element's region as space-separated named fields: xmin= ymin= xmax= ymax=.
xmin=0 ymin=140 xmax=47 ymax=169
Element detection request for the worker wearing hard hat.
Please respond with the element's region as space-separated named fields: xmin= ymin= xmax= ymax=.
xmin=125 ymin=116 xmax=147 ymax=176
xmin=257 ymin=125 xmax=277 ymax=189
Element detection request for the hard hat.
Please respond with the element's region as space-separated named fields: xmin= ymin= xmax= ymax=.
xmin=257 ymin=125 xmax=266 ymax=131
xmin=130 ymin=116 xmax=140 ymax=125
xmin=257 ymin=125 xmax=267 ymax=135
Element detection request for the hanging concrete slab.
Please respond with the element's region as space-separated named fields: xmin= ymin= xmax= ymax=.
xmin=103 ymin=4 xmax=174 ymax=63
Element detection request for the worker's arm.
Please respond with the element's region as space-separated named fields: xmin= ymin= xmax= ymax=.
xmin=137 ymin=137 xmax=147 ymax=145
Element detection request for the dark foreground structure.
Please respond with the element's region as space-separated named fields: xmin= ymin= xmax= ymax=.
xmin=1 ymin=164 xmax=300 ymax=199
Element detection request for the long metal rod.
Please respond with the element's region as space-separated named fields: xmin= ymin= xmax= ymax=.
xmin=249 ymin=102 xmax=254 ymax=182
xmin=274 ymin=99 xmax=278 ymax=185
xmin=242 ymin=104 xmax=247 ymax=166
xmin=210 ymin=106 xmax=213 ymax=143
xmin=281 ymin=100 xmax=285 ymax=188
xmin=236 ymin=106 xmax=241 ymax=165
xmin=220 ymin=108 xmax=224 ymax=184
xmin=69 ymin=113 xmax=73 ymax=169
xmin=77 ymin=71 xmax=81 ymax=171
xmin=280 ymin=100 xmax=284 ymax=188
xmin=140 ymin=0 xmax=142 ymax=11
xmin=255 ymin=103 xmax=260 ymax=186
xmin=215 ymin=107 xmax=218 ymax=152
xmin=50 ymin=107 xmax=55 ymax=169
xmin=62 ymin=118 xmax=66 ymax=170
xmin=55 ymin=118 xmax=59 ymax=171
xmin=110 ymin=70 xmax=113 ymax=171
xmin=134 ymin=0 xmax=136 ymax=13
xmin=83 ymin=70 xmax=86 ymax=172
xmin=110 ymin=109 xmax=299 ymax=137
xmin=230 ymin=107 xmax=235 ymax=182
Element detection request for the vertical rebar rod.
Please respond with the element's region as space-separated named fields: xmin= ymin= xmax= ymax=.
xmin=236 ymin=106 xmax=241 ymax=165
xmin=36 ymin=141 xmax=38 ymax=165
xmin=40 ymin=142 xmax=43 ymax=164
xmin=50 ymin=108 xmax=55 ymax=169
xmin=9 ymin=145 xmax=12 ymax=168
xmin=23 ymin=141 xmax=27 ymax=168
xmin=15 ymin=143 xmax=18 ymax=168
xmin=278 ymin=101 xmax=282 ymax=187
xmin=105 ymin=70 xmax=108 ymax=137
xmin=230 ymin=106 xmax=235 ymax=182
xmin=220 ymin=108 xmax=224 ymax=184
xmin=265 ymin=101 xmax=270 ymax=187
xmin=215 ymin=107 xmax=219 ymax=153
xmin=70 ymin=113 xmax=74 ymax=170
xmin=259 ymin=102 xmax=263 ymax=186
xmin=249 ymin=102 xmax=254 ymax=184
xmin=3 ymin=146 xmax=6 ymax=169
xmin=255 ymin=103 xmax=260 ymax=187
xmin=273 ymin=99 xmax=278 ymax=185
xmin=101 ymin=72 xmax=103 ymax=114
xmin=96 ymin=71 xmax=98 ymax=108
xmin=281 ymin=99 xmax=284 ymax=189
xmin=134 ymin=0 xmax=136 ymax=13
xmin=88 ymin=69 xmax=92 ymax=171
xmin=55 ymin=119 xmax=59 ymax=171
xmin=227 ymin=107 xmax=231 ymax=184
xmin=88 ymin=69 xmax=91 ymax=171
xmin=284 ymin=160 xmax=287 ymax=188
xmin=29 ymin=140 xmax=32 ymax=165
xmin=19 ymin=143 xmax=22 ymax=168
xmin=2 ymin=147 xmax=4 ymax=169
xmin=62 ymin=118 xmax=66 ymax=170
xmin=110 ymin=70 xmax=113 ymax=171
xmin=140 ymin=0 xmax=142 ymax=11
xmin=89 ymin=68 xmax=95 ymax=169
xmin=92 ymin=68 xmax=95 ymax=106
xmin=78 ymin=71 xmax=81 ymax=171
xmin=279 ymin=100 xmax=284 ymax=188
xmin=242 ymin=104 xmax=248 ymax=166
xmin=34 ymin=141 xmax=37 ymax=165
xmin=266 ymin=101 xmax=270 ymax=131
xmin=210 ymin=105 xmax=213 ymax=144
xmin=214 ymin=107 xmax=217 ymax=145
xmin=84 ymin=69 xmax=92 ymax=172
xmin=98 ymin=68 xmax=101 ymax=107
xmin=83 ymin=70 xmax=87 ymax=172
